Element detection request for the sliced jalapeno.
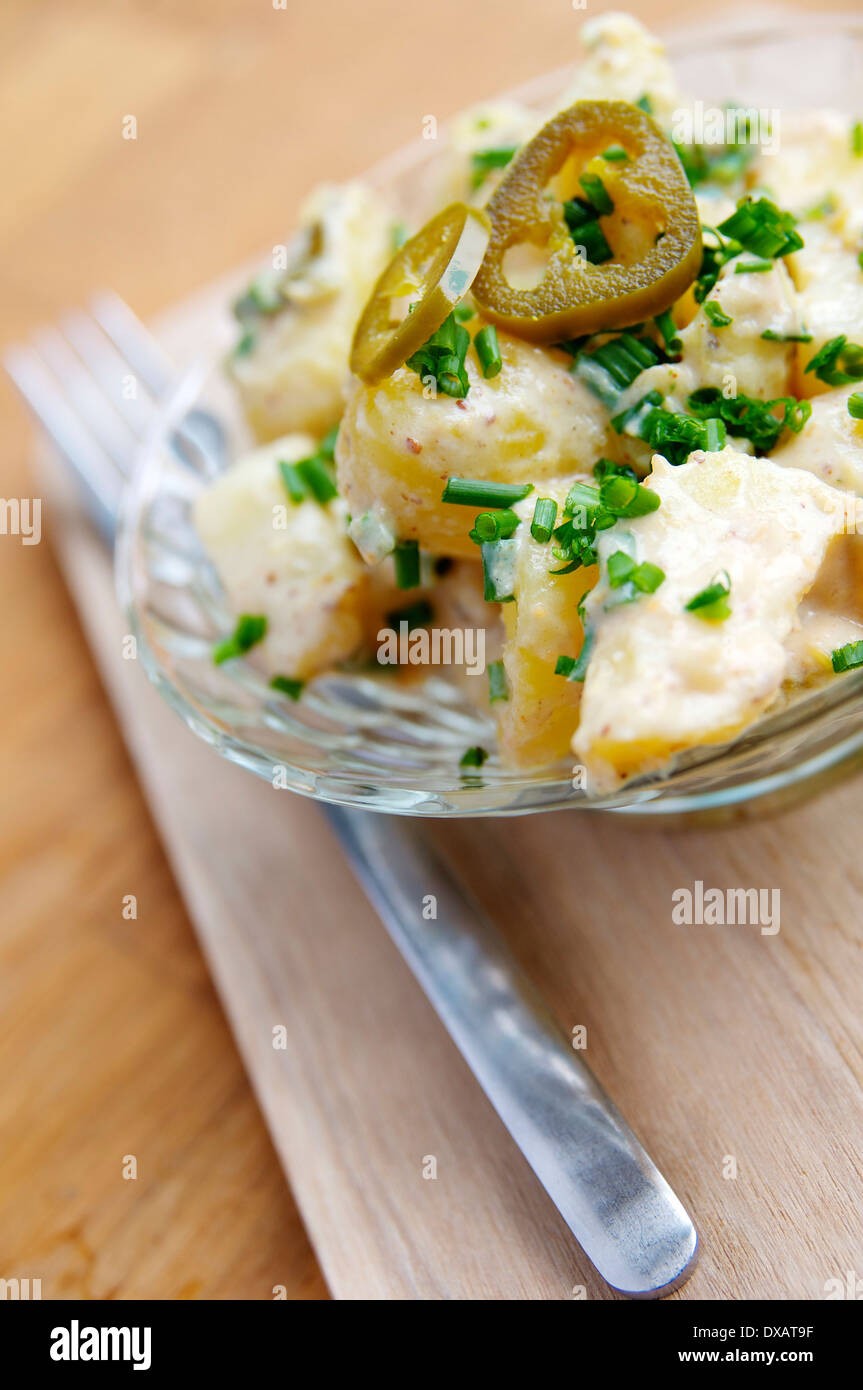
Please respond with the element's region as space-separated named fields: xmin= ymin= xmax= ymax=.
xmin=350 ymin=203 xmax=490 ymax=383
xmin=471 ymin=100 xmax=701 ymax=344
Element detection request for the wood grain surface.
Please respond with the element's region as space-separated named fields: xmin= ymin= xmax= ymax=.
xmin=1 ymin=0 xmax=861 ymax=1302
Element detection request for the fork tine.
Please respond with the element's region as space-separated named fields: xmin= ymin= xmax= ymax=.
xmin=4 ymin=344 xmax=122 ymax=541
xmin=60 ymin=309 xmax=158 ymax=439
xmin=89 ymin=290 xmax=174 ymax=398
xmin=34 ymin=325 xmax=140 ymax=477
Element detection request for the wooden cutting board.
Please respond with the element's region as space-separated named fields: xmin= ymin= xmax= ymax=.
xmin=40 ymin=266 xmax=863 ymax=1298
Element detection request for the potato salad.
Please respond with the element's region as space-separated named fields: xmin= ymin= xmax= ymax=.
xmin=195 ymin=12 xmax=863 ymax=790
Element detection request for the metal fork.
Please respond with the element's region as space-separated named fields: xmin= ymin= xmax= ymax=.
xmin=5 ymin=294 xmax=698 ymax=1298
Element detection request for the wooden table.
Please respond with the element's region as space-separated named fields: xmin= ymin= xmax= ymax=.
xmin=1 ymin=0 xmax=857 ymax=1301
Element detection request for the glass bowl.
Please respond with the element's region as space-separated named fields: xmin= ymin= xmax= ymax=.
xmin=118 ymin=13 xmax=863 ymax=818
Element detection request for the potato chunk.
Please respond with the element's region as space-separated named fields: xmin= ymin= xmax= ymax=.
xmin=228 ymin=183 xmax=393 ymax=441
xmin=336 ymin=331 xmax=613 ymax=559
xmin=573 ymin=448 xmax=852 ymax=788
xmin=772 ymin=383 xmax=863 ymax=495
xmin=194 ymin=434 xmax=369 ymax=680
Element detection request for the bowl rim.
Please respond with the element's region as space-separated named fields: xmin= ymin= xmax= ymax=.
xmin=118 ymin=11 xmax=863 ymax=818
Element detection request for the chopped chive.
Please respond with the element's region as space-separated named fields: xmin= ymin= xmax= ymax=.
xmin=278 ymin=459 xmax=308 ymax=503
xmin=480 ymin=539 xmax=518 ymax=602
xmin=804 ymin=335 xmax=863 ymax=387
xmin=530 ymin=497 xmax=558 ymax=543
xmin=555 ymin=628 xmax=595 ymax=682
xmin=636 ymin=94 xmax=653 ymax=114
xmin=600 ymin=474 xmax=660 ymax=517
xmin=234 ymin=330 xmax=256 ymax=356
xmin=832 ymin=640 xmax=863 ymax=672
xmin=386 ymin=599 xmax=433 ymax=629
xmin=705 ymin=417 xmax=726 ymax=452
xmin=488 ymin=660 xmax=509 ymax=703
xmin=474 ymin=323 xmax=502 ymax=378
xmin=453 ymin=302 xmax=475 ymax=323
xmin=718 ymin=197 xmax=803 ymax=259
xmin=470 ymin=509 xmax=520 ymax=543
xmin=849 ymin=392 xmax=863 ymax=420
xmin=460 ymin=745 xmax=488 ymax=768
xmin=687 ymin=386 xmax=810 ymax=452
xmin=633 ymin=560 xmax=665 ymax=593
xmin=704 ymin=301 xmax=733 ymax=328
xmin=471 ymin=146 xmax=518 ymax=189
xmin=685 ymin=571 xmax=731 ymax=622
xmin=601 ymin=145 xmax=628 ymax=162
xmin=213 ymin=613 xmax=268 ymax=664
xmin=572 ymin=219 xmax=613 ymax=264
xmin=270 ymin=675 xmax=304 ymax=700
xmin=852 ymin=121 xmax=863 ymax=157
xmin=393 ymin=538 xmax=421 ymax=589
xmin=654 ymin=310 xmax=682 ymax=357
xmin=578 ymin=172 xmax=614 ymax=215
xmin=442 ymin=477 xmax=533 ymax=507
xmin=607 ymin=550 xmax=665 ymax=596
xmin=611 ymin=388 xmax=664 ymax=438
xmin=761 ymin=328 xmax=813 ymax=342
xmin=296 ymin=454 xmax=338 ymax=504
xmin=318 ymin=424 xmax=339 ymax=461
xmin=593 ymin=457 xmax=637 ymax=483
xmin=735 ymin=258 xmax=774 ymax=274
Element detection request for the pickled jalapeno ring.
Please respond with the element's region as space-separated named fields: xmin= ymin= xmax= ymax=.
xmin=350 ymin=202 xmax=491 ymax=383
xmin=471 ymin=100 xmax=701 ymax=344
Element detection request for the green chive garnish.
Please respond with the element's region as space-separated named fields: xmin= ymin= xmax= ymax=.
xmin=474 ymin=324 xmax=502 ymax=378
xmin=460 ymin=745 xmax=489 ymax=768
xmin=718 ymin=197 xmax=803 ymax=259
xmin=296 ymin=454 xmax=337 ymax=504
xmin=393 ymin=539 xmax=421 ymax=589
xmin=530 ymin=497 xmax=558 ymax=543
xmin=442 ymin=477 xmax=533 ymax=507
xmin=270 ymin=675 xmax=304 ymax=700
xmin=607 ymin=550 xmax=665 ymax=595
xmin=488 ymin=659 xmax=509 ymax=703
xmin=278 ymin=460 xmax=308 ymax=504
xmin=578 ymin=172 xmax=613 ymax=215
xmin=805 ymin=335 xmax=863 ymax=387
xmin=471 ymin=147 xmax=518 ymax=189
xmin=685 ymin=571 xmax=731 ymax=622
xmin=735 ymin=258 xmax=774 ymax=274
xmin=655 ymin=310 xmax=682 ymax=357
xmin=471 ymin=509 xmax=520 ymax=543
xmin=760 ymin=328 xmax=813 ymax=343
xmin=704 ymin=301 xmax=733 ymax=328
xmin=214 ymin=613 xmax=268 ymax=664
xmin=601 ymin=145 xmax=628 ymax=162
xmin=849 ymin=392 xmax=863 ymax=420
xmin=852 ymin=121 xmax=863 ymax=157
xmin=832 ymin=640 xmax=863 ymax=672
xmin=481 ymin=539 xmax=518 ymax=603
xmin=453 ymin=302 xmax=475 ymax=323
xmin=555 ymin=629 xmax=595 ymax=682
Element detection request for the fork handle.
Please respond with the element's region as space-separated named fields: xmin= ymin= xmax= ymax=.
xmin=324 ymin=804 xmax=698 ymax=1297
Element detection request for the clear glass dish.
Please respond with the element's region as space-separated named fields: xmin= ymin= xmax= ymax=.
xmin=118 ymin=13 xmax=863 ymax=819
